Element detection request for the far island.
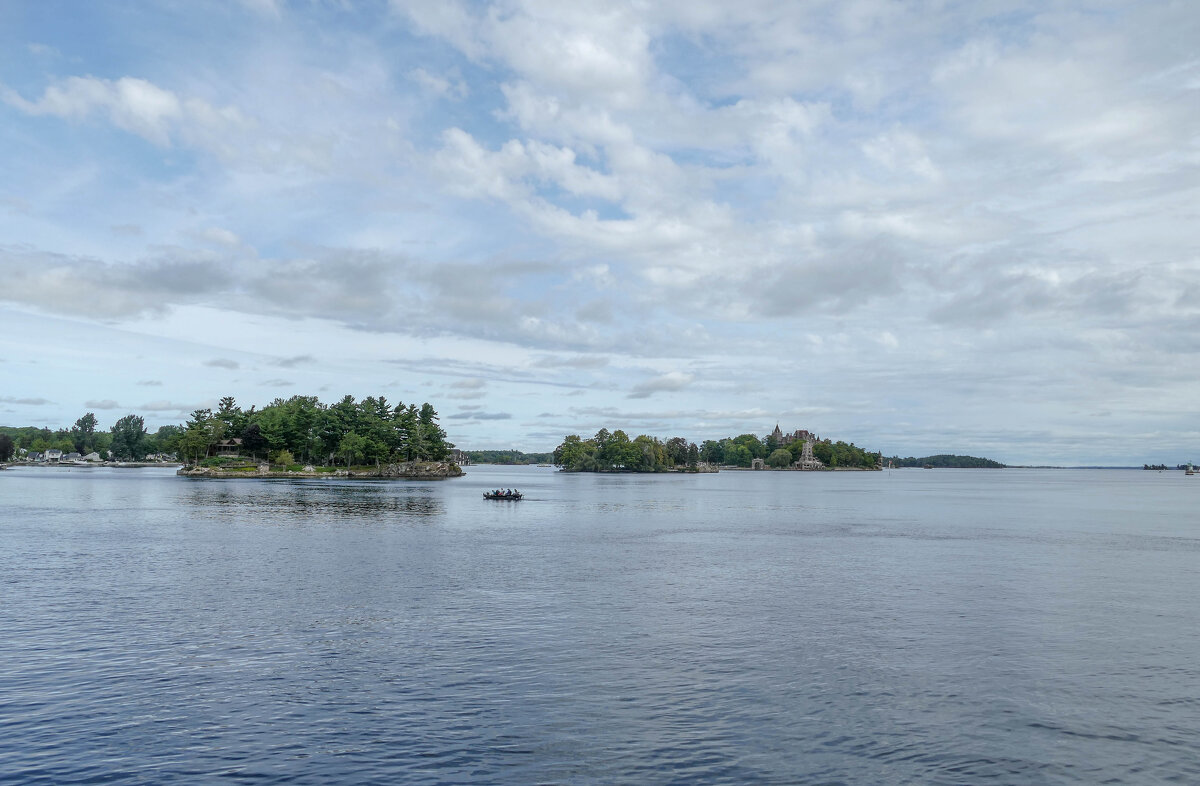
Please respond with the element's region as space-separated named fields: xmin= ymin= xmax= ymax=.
xmin=553 ymin=425 xmax=884 ymax=472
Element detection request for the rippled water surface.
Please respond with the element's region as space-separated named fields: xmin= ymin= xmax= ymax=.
xmin=2 ymin=465 xmax=1199 ymax=784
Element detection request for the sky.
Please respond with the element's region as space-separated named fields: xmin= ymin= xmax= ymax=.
xmin=1 ymin=1 xmax=1198 ymax=465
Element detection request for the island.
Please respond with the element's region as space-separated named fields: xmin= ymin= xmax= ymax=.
xmin=173 ymin=395 xmax=462 ymax=479
xmin=553 ymin=425 xmax=884 ymax=472
xmin=1 ymin=394 xmax=464 ymax=480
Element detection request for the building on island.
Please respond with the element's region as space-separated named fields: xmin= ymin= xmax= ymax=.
xmin=769 ymin=424 xmax=825 ymax=470
xmin=212 ymin=438 xmax=243 ymax=457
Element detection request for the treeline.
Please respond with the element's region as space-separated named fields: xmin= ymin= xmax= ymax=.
xmin=176 ymin=395 xmax=451 ymax=466
xmin=555 ymin=430 xmax=699 ymax=472
xmin=465 ymin=450 xmax=554 ymax=465
xmin=886 ymin=454 xmax=1005 ymax=468
xmin=700 ymin=433 xmax=880 ymax=469
xmin=0 ymin=394 xmax=453 ymax=466
xmin=0 ymin=414 xmax=177 ymax=461
xmin=553 ymin=428 xmax=881 ymax=472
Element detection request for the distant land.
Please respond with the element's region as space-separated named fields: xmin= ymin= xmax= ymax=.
xmin=885 ymin=454 xmax=1006 ymax=468
xmin=465 ymin=450 xmax=554 ymax=465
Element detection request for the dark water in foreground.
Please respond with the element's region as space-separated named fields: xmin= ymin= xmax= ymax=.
xmin=2 ymin=465 xmax=1198 ymax=784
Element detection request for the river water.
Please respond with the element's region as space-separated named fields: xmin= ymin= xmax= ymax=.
xmin=1 ymin=465 xmax=1198 ymax=784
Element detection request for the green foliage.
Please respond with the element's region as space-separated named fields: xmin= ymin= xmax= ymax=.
xmin=71 ymin=412 xmax=98 ymax=452
xmin=699 ymin=439 xmax=724 ymax=464
xmin=812 ymin=440 xmax=878 ymax=469
xmin=159 ymin=394 xmax=453 ymax=467
xmin=555 ymin=429 xmax=885 ymax=472
xmin=199 ymin=456 xmax=255 ymax=468
xmin=272 ymin=449 xmax=296 ymax=467
xmin=338 ymin=432 xmax=367 ymax=467
xmin=767 ymin=448 xmax=793 ymax=467
xmin=886 ymin=454 xmax=1005 ymax=468
xmin=465 ymin=450 xmax=554 ymax=465
xmin=0 ymin=434 xmax=13 ymax=461
xmin=110 ymin=414 xmax=149 ymax=460
xmin=554 ymin=430 xmax=690 ymax=472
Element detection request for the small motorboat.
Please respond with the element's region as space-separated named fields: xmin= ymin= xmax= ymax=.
xmin=484 ymin=490 xmax=523 ymax=500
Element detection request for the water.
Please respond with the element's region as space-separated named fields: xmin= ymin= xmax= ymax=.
xmin=2 ymin=465 xmax=1198 ymax=784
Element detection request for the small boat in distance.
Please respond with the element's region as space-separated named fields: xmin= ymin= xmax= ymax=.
xmin=1187 ymin=463 xmax=1195 ymax=476
xmin=484 ymin=490 xmax=523 ymax=500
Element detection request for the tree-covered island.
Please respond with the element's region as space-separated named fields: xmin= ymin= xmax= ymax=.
xmin=553 ymin=426 xmax=883 ymax=472
xmin=176 ymin=395 xmax=461 ymax=478
xmin=2 ymin=395 xmax=463 ymax=479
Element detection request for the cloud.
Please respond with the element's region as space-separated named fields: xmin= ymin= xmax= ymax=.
xmin=0 ymin=396 xmax=53 ymax=405
xmin=447 ymin=411 xmax=512 ymax=420
xmin=204 ymin=358 xmax=239 ymax=369
xmin=628 ymin=371 xmax=694 ymax=399
xmin=83 ymin=400 xmax=122 ymax=410
xmin=409 ymin=67 xmax=469 ymax=100
xmin=261 ymin=378 xmax=293 ymax=386
xmin=2 ymin=75 xmax=248 ymax=149
xmin=271 ymin=354 xmax=315 ymax=368
xmin=531 ymin=354 xmax=609 ymax=369
xmin=0 ymin=248 xmax=235 ymax=320
xmin=139 ymin=400 xmax=212 ymax=414
xmin=136 ymin=380 xmax=163 ymax=386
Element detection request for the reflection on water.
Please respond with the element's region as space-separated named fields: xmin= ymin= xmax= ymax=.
xmin=2 ymin=465 xmax=1200 ymax=784
xmin=182 ymin=479 xmax=445 ymax=519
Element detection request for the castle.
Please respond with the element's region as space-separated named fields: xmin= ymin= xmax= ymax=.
xmin=769 ymin=424 xmax=814 ymax=447
xmin=768 ymin=424 xmax=824 ymax=470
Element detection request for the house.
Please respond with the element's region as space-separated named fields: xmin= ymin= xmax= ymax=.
xmin=45 ymin=449 xmax=63 ymax=464
xmin=63 ymin=452 xmax=82 ymax=462
xmin=83 ymin=452 xmax=102 ymax=462
xmin=212 ymin=438 xmax=243 ymax=457
xmin=28 ymin=451 xmax=42 ymax=462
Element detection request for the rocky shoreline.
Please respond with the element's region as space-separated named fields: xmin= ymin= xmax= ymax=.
xmin=177 ymin=460 xmax=463 ymax=480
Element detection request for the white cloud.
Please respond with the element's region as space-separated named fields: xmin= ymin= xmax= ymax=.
xmin=628 ymin=371 xmax=694 ymax=399
xmin=2 ymin=76 xmax=246 ymax=149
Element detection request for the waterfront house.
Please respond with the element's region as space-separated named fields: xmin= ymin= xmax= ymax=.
xmin=83 ymin=452 xmax=102 ymax=462
xmin=213 ymin=438 xmax=243 ymax=457
xmin=45 ymin=449 xmax=63 ymax=464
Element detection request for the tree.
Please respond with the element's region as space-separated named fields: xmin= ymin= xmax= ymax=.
xmin=149 ymin=425 xmax=183 ymax=456
xmin=726 ymin=443 xmax=753 ymax=467
xmin=216 ymin=396 xmax=247 ymax=438
xmin=71 ymin=413 xmax=98 ymax=452
xmin=767 ymin=448 xmax=793 ymax=468
xmin=110 ymin=414 xmax=149 ymax=460
xmin=178 ymin=409 xmax=221 ymax=464
xmin=418 ymin=403 xmax=449 ymax=460
xmin=687 ymin=442 xmax=699 ymax=467
xmin=665 ymin=437 xmax=689 ymax=467
xmin=699 ymin=440 xmax=724 ymax=464
xmin=338 ymin=432 xmax=367 ymax=467
xmin=0 ymin=434 xmax=13 ymax=461
xmin=240 ymin=423 xmax=268 ymax=459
